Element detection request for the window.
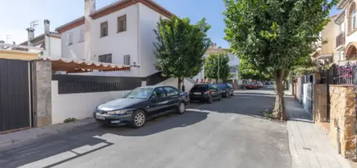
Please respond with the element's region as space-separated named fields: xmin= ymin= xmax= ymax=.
xmin=117 ymin=15 xmax=127 ymax=33
xmin=98 ymin=54 xmax=112 ymax=63
xmin=67 ymin=32 xmax=73 ymax=46
xmin=349 ymin=3 xmax=357 ymax=33
xmin=339 ymin=22 xmax=345 ymax=33
xmin=100 ymin=21 xmax=108 ymax=37
xmin=79 ymin=28 xmax=84 ymax=43
xmin=164 ymin=87 xmax=179 ymax=97
xmin=153 ymin=88 xmax=166 ymax=98
xmin=124 ymin=55 xmax=130 ymax=65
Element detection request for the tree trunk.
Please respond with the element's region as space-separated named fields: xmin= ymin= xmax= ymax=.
xmin=272 ymin=70 xmax=288 ymax=121
xmin=178 ymin=77 xmax=183 ymax=91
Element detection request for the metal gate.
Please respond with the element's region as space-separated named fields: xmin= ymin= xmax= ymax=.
xmin=0 ymin=59 xmax=32 ymax=132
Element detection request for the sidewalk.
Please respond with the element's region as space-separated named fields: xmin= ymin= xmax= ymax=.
xmin=286 ymin=96 xmax=351 ymax=168
xmin=0 ymin=118 xmax=95 ymax=150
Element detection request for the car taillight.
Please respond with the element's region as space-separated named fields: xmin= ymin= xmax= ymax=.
xmin=204 ymin=91 xmax=211 ymax=94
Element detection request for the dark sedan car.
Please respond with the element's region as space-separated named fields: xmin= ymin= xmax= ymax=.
xmin=217 ymin=83 xmax=234 ymax=97
xmin=190 ymin=84 xmax=221 ymax=103
xmin=94 ymin=86 xmax=187 ymax=128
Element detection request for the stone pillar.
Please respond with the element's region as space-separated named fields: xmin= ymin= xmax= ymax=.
xmin=329 ymin=85 xmax=357 ymax=160
xmin=32 ymin=60 xmax=52 ymax=127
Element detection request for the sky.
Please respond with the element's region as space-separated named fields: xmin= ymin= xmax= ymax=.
xmin=0 ymin=0 xmax=340 ymax=48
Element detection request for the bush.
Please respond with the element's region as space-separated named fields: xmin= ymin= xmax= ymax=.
xmin=64 ymin=118 xmax=77 ymax=123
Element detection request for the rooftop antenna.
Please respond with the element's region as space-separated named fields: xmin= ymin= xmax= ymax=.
xmin=30 ymin=20 xmax=39 ymax=29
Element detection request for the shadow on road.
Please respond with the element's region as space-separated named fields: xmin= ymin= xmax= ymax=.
xmin=101 ymin=110 xmax=208 ymax=136
xmin=0 ymin=128 xmax=114 ymax=168
xmin=0 ymin=89 xmax=280 ymax=168
xmin=0 ymin=111 xmax=208 ymax=168
xmin=189 ymin=89 xmax=276 ymax=119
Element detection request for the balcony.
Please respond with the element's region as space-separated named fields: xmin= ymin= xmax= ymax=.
xmin=336 ymin=33 xmax=345 ymax=48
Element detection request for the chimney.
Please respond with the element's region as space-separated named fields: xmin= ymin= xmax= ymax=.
xmin=44 ymin=19 xmax=50 ymax=34
xmin=84 ymin=0 xmax=96 ymax=16
xmin=84 ymin=0 xmax=95 ymax=60
xmin=26 ymin=27 xmax=35 ymax=46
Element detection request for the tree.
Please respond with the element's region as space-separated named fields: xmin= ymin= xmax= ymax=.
xmin=154 ymin=16 xmax=211 ymax=90
xmin=239 ymin=58 xmax=271 ymax=81
xmin=224 ymin=0 xmax=336 ymax=120
xmin=204 ymin=53 xmax=230 ymax=82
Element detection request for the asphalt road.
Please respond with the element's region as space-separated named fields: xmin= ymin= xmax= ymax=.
xmin=0 ymin=89 xmax=291 ymax=168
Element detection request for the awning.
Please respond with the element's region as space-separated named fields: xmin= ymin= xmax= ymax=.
xmin=42 ymin=58 xmax=130 ymax=73
xmin=0 ymin=49 xmax=40 ymax=61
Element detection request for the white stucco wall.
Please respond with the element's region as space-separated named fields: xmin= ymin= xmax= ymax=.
xmin=60 ymin=3 xmax=167 ymax=78
xmin=138 ymin=3 xmax=167 ymax=77
xmin=44 ymin=36 xmax=62 ymax=59
xmin=61 ymin=25 xmax=85 ymax=60
xmin=89 ymin=4 xmax=140 ymax=77
xmin=156 ymin=78 xmax=195 ymax=92
xmin=51 ymin=81 xmax=129 ymax=124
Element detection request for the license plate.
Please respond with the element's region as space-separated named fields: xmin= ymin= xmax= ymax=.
xmin=96 ymin=114 xmax=106 ymax=120
xmin=193 ymin=92 xmax=201 ymax=95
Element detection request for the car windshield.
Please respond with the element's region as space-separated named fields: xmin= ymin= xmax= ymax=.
xmin=192 ymin=85 xmax=208 ymax=91
xmin=125 ymin=88 xmax=154 ymax=99
xmin=217 ymin=84 xmax=226 ymax=89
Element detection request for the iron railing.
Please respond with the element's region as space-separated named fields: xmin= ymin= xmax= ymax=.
xmin=319 ymin=63 xmax=357 ymax=85
xmin=53 ymin=72 xmax=168 ymax=94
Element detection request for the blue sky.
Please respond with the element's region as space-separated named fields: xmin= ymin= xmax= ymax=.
xmin=0 ymin=0 xmax=339 ymax=48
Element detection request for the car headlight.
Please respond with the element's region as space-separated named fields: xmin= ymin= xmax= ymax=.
xmin=107 ymin=110 xmax=129 ymax=115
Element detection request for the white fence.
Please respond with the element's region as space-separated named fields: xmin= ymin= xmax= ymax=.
xmin=302 ymin=83 xmax=313 ymax=113
xmin=51 ymin=81 xmax=129 ymax=124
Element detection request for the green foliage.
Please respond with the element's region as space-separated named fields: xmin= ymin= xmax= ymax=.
xmin=204 ymin=53 xmax=230 ymax=82
xmin=154 ymin=16 xmax=211 ymax=81
xmin=224 ymin=0 xmax=336 ymax=75
xmin=224 ymin=0 xmax=336 ymax=119
xmin=290 ymin=55 xmax=318 ymax=77
xmin=239 ymin=58 xmax=271 ymax=80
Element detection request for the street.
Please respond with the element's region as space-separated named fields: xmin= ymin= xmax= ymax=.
xmin=0 ymin=90 xmax=291 ymax=168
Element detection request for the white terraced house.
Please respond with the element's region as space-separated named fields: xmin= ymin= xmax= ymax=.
xmin=56 ymin=0 xmax=174 ymax=77
xmin=334 ymin=0 xmax=357 ymax=64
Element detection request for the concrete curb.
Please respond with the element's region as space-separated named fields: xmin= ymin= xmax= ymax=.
xmin=0 ymin=118 xmax=95 ymax=150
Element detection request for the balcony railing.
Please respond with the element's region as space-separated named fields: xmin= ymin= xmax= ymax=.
xmin=336 ymin=33 xmax=345 ymax=48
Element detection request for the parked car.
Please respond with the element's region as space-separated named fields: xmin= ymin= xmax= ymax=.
xmin=245 ymin=82 xmax=259 ymax=89
xmin=190 ymin=84 xmax=222 ymax=103
xmin=94 ymin=86 xmax=187 ymax=128
xmin=217 ymin=83 xmax=234 ymax=97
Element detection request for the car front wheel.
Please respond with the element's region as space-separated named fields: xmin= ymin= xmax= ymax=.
xmin=207 ymin=95 xmax=213 ymax=104
xmin=131 ymin=110 xmax=146 ymax=128
xmin=225 ymin=92 xmax=230 ymax=97
xmin=177 ymin=102 xmax=186 ymax=114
